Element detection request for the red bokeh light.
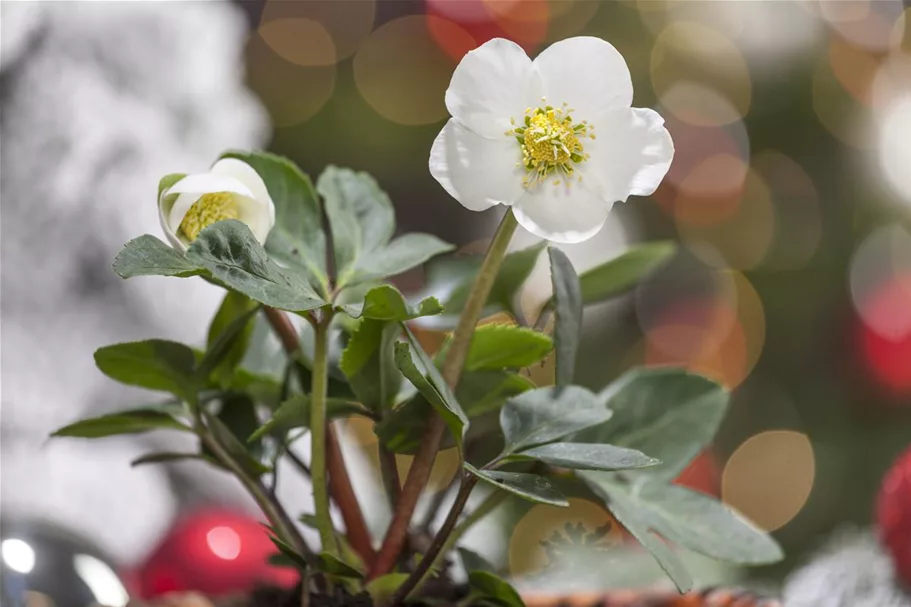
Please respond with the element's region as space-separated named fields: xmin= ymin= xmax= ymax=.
xmin=135 ymin=509 xmax=297 ymax=599
xmin=675 ymin=450 xmax=721 ymax=497
xmin=858 ymin=276 xmax=911 ymax=395
xmin=425 ymin=0 xmax=548 ymax=62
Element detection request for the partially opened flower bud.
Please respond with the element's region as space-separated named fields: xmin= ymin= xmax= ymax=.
xmin=158 ymin=158 xmax=276 ymax=251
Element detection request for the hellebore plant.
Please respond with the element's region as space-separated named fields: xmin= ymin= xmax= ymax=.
xmin=53 ymin=37 xmax=781 ymax=606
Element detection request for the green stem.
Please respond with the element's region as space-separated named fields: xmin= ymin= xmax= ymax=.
xmin=311 ymin=312 xmax=337 ymax=555
xmin=369 ymin=210 xmax=519 ymax=581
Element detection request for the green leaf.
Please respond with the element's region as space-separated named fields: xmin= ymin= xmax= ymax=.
xmin=130 ymin=451 xmax=215 ymax=468
xmin=317 ymin=166 xmax=395 ymax=286
xmin=342 ymin=285 xmax=442 ymax=321
xmin=374 ymin=397 xmax=432 ymax=454
xmin=458 ymin=371 xmax=536 ymax=417
xmin=205 ymin=408 xmax=271 ymax=476
xmin=575 ymin=241 xmax=675 ymax=305
xmin=464 ymin=324 xmax=553 ymax=372
xmin=394 ymin=329 xmax=469 ymax=451
xmin=187 ymin=220 xmax=326 ymax=312
xmin=353 ymin=233 xmax=454 ymax=283
xmin=578 ymin=368 xmax=729 ymax=483
xmin=113 ymin=235 xmax=203 ymax=279
xmin=548 ymin=248 xmax=582 ymax=387
xmin=511 ymin=443 xmax=659 ymax=471
xmin=500 ymin=386 xmax=612 ymax=455
xmin=339 ymin=319 xmax=402 ymax=412
xmin=365 ymin=574 xmax=410 ymax=604
xmin=199 ymin=292 xmax=259 ymax=386
xmin=581 ymin=474 xmax=783 ymax=566
xmin=468 ymin=571 xmax=526 ymax=607
xmin=591 ymin=482 xmax=693 ymax=593
xmin=221 ymin=150 xmax=328 ymax=292
xmin=248 ymin=394 xmax=367 ymax=442
xmin=458 ymin=547 xmax=496 ymax=574
xmin=464 ymin=463 xmax=568 ymax=507
xmin=315 ymin=552 xmax=364 ymax=579
xmin=52 ymin=409 xmax=190 ymax=438
xmin=94 ymin=340 xmax=199 ymax=401
xmin=267 ymin=535 xmax=309 ymax=571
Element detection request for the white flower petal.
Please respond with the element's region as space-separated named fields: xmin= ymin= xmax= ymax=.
xmin=533 ymin=37 xmax=633 ymax=118
xmin=513 ymin=178 xmax=610 ymax=244
xmin=165 ymin=172 xmax=254 ymax=199
xmin=167 ymin=192 xmax=203 ymax=237
xmin=582 ymin=107 xmax=674 ymax=203
xmin=158 ymin=192 xmax=188 ymax=251
xmin=430 ymin=118 xmax=525 ymax=212
xmin=210 ymin=157 xmax=276 ymax=229
xmin=445 ymin=38 xmax=542 ymax=139
xmin=235 ymin=194 xmax=271 ymax=244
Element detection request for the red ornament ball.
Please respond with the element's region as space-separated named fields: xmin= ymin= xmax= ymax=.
xmin=877 ymin=445 xmax=911 ymax=586
xmin=135 ymin=509 xmax=298 ymax=599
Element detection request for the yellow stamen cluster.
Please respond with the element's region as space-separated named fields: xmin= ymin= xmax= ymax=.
xmin=510 ymin=101 xmax=592 ymax=187
xmin=179 ymin=192 xmax=239 ymax=241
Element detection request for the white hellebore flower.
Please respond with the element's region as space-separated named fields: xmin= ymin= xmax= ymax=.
xmin=430 ymin=37 xmax=674 ymax=244
xmin=159 ymin=158 xmax=276 ymax=251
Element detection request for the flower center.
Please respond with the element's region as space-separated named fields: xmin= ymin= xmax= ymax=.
xmin=179 ymin=192 xmax=239 ymax=241
xmin=511 ymin=103 xmax=593 ymax=187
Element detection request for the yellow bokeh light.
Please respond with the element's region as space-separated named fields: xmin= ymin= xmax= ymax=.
xmin=660 ymin=82 xmax=743 ymax=128
xmin=354 ymin=15 xmax=473 ymax=126
xmin=508 ymin=498 xmax=622 ymax=577
xmin=819 ymin=0 xmax=905 ymax=53
xmin=546 ymin=0 xmax=600 ymax=41
xmin=722 ymin=430 xmax=815 ymax=532
xmin=258 ymin=18 xmax=337 ymax=67
xmin=260 ymin=0 xmax=375 ymax=63
xmin=245 ymin=32 xmax=336 ymax=128
xmin=812 ymin=53 xmax=874 ymax=149
xmin=651 ymin=22 xmax=752 ymax=119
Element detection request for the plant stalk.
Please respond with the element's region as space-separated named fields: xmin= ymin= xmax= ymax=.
xmin=262 ymin=307 xmax=374 ymax=564
xmin=368 ymin=210 xmax=519 ymax=580
xmin=310 ymin=313 xmax=337 ymax=555
xmin=389 ymin=475 xmax=479 ymax=605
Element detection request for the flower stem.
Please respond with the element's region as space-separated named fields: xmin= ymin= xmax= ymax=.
xmin=310 ymin=313 xmax=337 ymax=555
xmin=263 ymin=307 xmax=375 ymax=566
xmin=368 ymin=209 xmax=519 ymax=580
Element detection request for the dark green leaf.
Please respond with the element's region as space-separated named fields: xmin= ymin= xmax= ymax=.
xmin=458 ymin=547 xmax=496 ymax=573
xmin=315 ymin=552 xmax=364 ymax=579
xmin=468 ymin=571 xmax=525 ymax=607
xmin=374 ymin=397 xmax=432 ymax=454
xmin=214 ymin=393 xmax=266 ymax=463
xmin=187 ymin=220 xmax=326 ymax=312
xmin=113 ymin=235 xmax=203 ymax=279
xmin=267 ymin=535 xmax=309 ymax=571
xmin=339 ymin=319 xmax=402 ymax=412
xmin=463 ymin=324 xmax=553 ymax=372
xmin=394 ymin=329 xmax=468 ymax=451
xmin=500 ymin=386 xmax=612 ymax=455
xmin=317 ymin=166 xmax=395 ymax=287
xmin=464 ymin=463 xmax=568 ymax=507
xmin=342 ymin=285 xmax=442 ymax=321
xmin=130 ymin=451 xmax=216 ymax=468
xmin=577 ymin=368 xmax=729 ymax=483
xmin=365 ymin=574 xmax=410 ymax=605
xmin=581 ymin=474 xmax=783 ymax=566
xmin=548 ymin=248 xmax=582 ymax=386
xmin=221 ymin=150 xmax=328 ymax=292
xmin=458 ymin=371 xmax=536 ymax=417
xmin=248 ymin=394 xmax=367 ymax=442
xmin=52 ymin=409 xmax=190 ymax=438
xmin=511 ymin=443 xmax=659 ymax=471
xmin=205 ymin=408 xmax=271 ymax=476
xmin=353 ymin=233 xmax=454 ymax=283
xmin=94 ymin=340 xmax=198 ymax=401
xmin=575 ymin=241 xmax=675 ymax=305
xmin=590 ymin=482 xmax=693 ymax=593
xmin=199 ymin=292 xmax=259 ymax=386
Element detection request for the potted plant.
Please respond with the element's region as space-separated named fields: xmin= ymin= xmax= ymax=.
xmin=52 ymin=36 xmax=783 ymax=607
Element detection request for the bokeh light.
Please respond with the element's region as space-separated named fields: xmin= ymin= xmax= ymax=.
xmin=426 ymin=0 xmax=549 ymax=57
xmin=812 ymin=41 xmax=875 ymax=149
xmin=257 ymin=18 xmax=337 ymax=68
xmin=722 ymin=430 xmax=816 ymax=532
xmin=818 ymin=0 xmax=905 ymax=54
xmin=508 ymin=498 xmax=622 ymax=577
xmin=354 ymin=15 xmax=471 ymax=126
xmin=259 ymin=0 xmax=376 ymax=63
xmin=858 ymin=275 xmax=911 ymax=395
xmin=850 ymin=224 xmax=911 ymax=340
xmin=245 ymin=32 xmax=336 ymax=127
xmin=878 ymin=95 xmax=911 ymax=204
